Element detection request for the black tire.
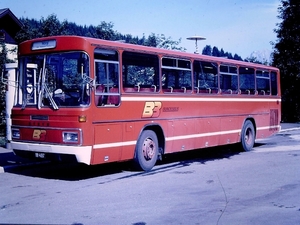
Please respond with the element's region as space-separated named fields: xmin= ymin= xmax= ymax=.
xmin=134 ymin=130 xmax=158 ymax=171
xmin=241 ymin=120 xmax=255 ymax=151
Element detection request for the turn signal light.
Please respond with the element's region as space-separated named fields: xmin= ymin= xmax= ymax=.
xmin=78 ymin=115 xmax=87 ymax=122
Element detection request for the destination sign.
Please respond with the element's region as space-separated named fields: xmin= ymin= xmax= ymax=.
xmin=32 ymin=40 xmax=56 ymax=50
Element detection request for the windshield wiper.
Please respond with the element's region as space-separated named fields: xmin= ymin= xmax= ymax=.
xmin=37 ymin=56 xmax=46 ymax=109
xmin=44 ymin=83 xmax=59 ymax=110
xmin=21 ymin=90 xmax=34 ymax=109
xmin=37 ymin=56 xmax=59 ymax=110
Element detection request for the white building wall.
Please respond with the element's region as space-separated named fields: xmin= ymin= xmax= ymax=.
xmin=4 ymin=63 xmax=18 ymax=149
xmin=5 ymin=43 xmax=18 ymax=62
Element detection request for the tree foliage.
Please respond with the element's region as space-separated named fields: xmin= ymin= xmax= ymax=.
xmin=202 ymin=45 xmax=212 ymax=56
xmin=17 ymin=14 xmax=250 ymax=60
xmin=0 ymin=39 xmax=9 ymax=139
xmin=202 ymin=45 xmax=243 ymax=61
xmin=15 ymin=14 xmax=184 ymax=51
xmin=155 ymin=34 xmax=186 ymax=51
xmin=272 ymin=0 xmax=300 ymax=122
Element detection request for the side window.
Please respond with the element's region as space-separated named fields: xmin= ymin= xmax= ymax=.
xmin=220 ymin=65 xmax=238 ymax=94
xmin=122 ymin=51 xmax=159 ymax=93
xmin=239 ymin=67 xmax=255 ymax=95
xmin=256 ymin=70 xmax=270 ymax=95
xmin=162 ymin=57 xmax=192 ymax=93
xmin=94 ymin=48 xmax=120 ymax=106
xmin=193 ymin=61 xmax=218 ymax=94
xmin=271 ymin=71 xmax=278 ymax=96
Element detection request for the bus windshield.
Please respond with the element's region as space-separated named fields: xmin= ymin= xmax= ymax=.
xmin=17 ymin=51 xmax=90 ymax=109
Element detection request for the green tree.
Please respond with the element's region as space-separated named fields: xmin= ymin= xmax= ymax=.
xmin=202 ymin=45 xmax=243 ymax=61
xmin=94 ymin=21 xmax=116 ymax=40
xmin=40 ymin=14 xmax=66 ymax=36
xmin=233 ymin=54 xmax=243 ymax=61
xmin=15 ymin=15 xmax=185 ymax=51
xmin=16 ymin=15 xmax=66 ymax=42
xmin=15 ymin=18 xmax=40 ymax=43
xmin=226 ymin=52 xmax=233 ymax=59
xmin=245 ymin=56 xmax=261 ymax=64
xmin=212 ymin=46 xmax=220 ymax=57
xmin=202 ymin=45 xmax=212 ymax=55
xmin=272 ymin=0 xmax=300 ymax=122
xmin=220 ymin=48 xmax=225 ymax=57
xmin=156 ymin=34 xmax=186 ymax=51
xmin=0 ymin=39 xmax=11 ymax=142
xmin=145 ymin=33 xmax=157 ymax=47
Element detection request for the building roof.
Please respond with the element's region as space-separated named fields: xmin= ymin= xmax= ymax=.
xmin=0 ymin=8 xmax=23 ymax=44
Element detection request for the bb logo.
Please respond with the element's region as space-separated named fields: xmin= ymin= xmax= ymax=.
xmin=142 ymin=102 xmax=162 ymax=118
xmin=32 ymin=129 xmax=46 ymax=141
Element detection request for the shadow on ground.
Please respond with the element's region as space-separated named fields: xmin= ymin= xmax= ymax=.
xmin=6 ymin=143 xmax=265 ymax=181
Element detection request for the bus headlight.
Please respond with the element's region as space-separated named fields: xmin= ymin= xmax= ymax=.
xmin=12 ymin=128 xmax=20 ymax=139
xmin=62 ymin=132 xmax=79 ymax=143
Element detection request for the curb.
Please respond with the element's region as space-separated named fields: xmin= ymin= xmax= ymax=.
xmin=280 ymin=127 xmax=300 ymax=132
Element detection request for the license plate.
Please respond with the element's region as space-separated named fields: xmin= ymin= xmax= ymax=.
xmin=35 ymin=152 xmax=45 ymax=158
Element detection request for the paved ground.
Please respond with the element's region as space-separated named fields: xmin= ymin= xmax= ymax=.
xmin=0 ymin=147 xmax=44 ymax=173
xmin=1 ymin=123 xmax=300 ymax=173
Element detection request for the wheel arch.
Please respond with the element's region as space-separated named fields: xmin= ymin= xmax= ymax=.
xmin=241 ymin=117 xmax=257 ymax=140
xmin=141 ymin=123 xmax=165 ymax=156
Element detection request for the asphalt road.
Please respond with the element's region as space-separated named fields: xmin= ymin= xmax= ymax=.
xmin=0 ymin=123 xmax=300 ymax=224
xmin=1 ymin=123 xmax=299 ymax=173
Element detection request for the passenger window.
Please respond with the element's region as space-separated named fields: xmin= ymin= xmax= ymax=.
xmin=239 ymin=67 xmax=255 ymax=95
xmin=220 ymin=65 xmax=238 ymax=94
xmin=193 ymin=61 xmax=218 ymax=94
xmin=162 ymin=57 xmax=192 ymax=93
xmin=271 ymin=71 xmax=278 ymax=96
xmin=256 ymin=70 xmax=270 ymax=95
xmin=122 ymin=51 xmax=159 ymax=93
xmin=94 ymin=48 xmax=120 ymax=106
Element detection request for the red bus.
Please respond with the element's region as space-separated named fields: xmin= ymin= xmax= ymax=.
xmin=10 ymin=36 xmax=281 ymax=171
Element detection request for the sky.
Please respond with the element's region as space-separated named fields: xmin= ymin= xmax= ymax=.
xmin=1 ymin=0 xmax=281 ymax=59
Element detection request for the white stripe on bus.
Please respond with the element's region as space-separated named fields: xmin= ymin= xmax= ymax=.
xmin=257 ymin=125 xmax=281 ymax=131
xmin=93 ymin=140 xmax=137 ymax=149
xmin=93 ymin=125 xmax=280 ymax=149
xmin=165 ymin=129 xmax=241 ymax=141
xmin=121 ymin=96 xmax=281 ymax=102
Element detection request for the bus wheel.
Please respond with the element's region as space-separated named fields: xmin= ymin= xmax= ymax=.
xmin=241 ymin=120 xmax=255 ymax=151
xmin=134 ymin=130 xmax=158 ymax=172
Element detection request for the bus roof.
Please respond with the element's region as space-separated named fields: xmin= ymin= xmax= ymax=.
xmin=19 ymin=35 xmax=278 ymax=71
